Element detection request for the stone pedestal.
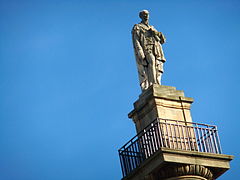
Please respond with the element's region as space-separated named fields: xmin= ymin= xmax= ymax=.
xmin=122 ymin=148 xmax=233 ymax=180
xmin=129 ymin=85 xmax=194 ymax=133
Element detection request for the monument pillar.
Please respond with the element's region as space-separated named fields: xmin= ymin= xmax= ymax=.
xmin=118 ymin=10 xmax=233 ymax=180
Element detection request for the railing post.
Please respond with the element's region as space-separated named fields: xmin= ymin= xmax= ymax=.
xmin=215 ymin=126 xmax=222 ymax=154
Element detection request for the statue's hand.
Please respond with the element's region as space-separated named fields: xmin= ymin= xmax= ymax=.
xmin=149 ymin=27 xmax=159 ymax=36
xmin=159 ymin=33 xmax=166 ymax=44
xmin=142 ymin=58 xmax=148 ymax=66
xmin=137 ymin=49 xmax=145 ymax=61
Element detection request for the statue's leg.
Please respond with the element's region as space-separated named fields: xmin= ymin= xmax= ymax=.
xmin=136 ymin=60 xmax=148 ymax=91
xmin=146 ymin=54 xmax=157 ymax=85
xmin=143 ymin=65 xmax=149 ymax=89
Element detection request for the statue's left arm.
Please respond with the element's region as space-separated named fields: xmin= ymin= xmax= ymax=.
xmin=151 ymin=27 xmax=166 ymax=44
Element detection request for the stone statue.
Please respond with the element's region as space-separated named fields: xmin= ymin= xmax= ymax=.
xmin=132 ymin=10 xmax=166 ymax=91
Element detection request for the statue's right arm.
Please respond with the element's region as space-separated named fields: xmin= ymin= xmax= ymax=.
xmin=132 ymin=25 xmax=145 ymax=61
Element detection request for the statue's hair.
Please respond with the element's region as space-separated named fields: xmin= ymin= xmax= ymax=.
xmin=139 ymin=10 xmax=149 ymax=19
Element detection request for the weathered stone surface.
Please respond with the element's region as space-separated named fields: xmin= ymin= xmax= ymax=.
xmin=129 ymin=84 xmax=194 ymax=133
xmin=157 ymin=164 xmax=213 ymax=180
xmin=132 ymin=10 xmax=166 ymax=91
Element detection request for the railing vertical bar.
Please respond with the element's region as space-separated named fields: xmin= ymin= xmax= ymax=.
xmin=191 ymin=126 xmax=197 ymax=151
xmin=128 ymin=149 xmax=132 ymax=174
xmin=157 ymin=123 xmax=162 ymax=149
xmin=154 ymin=123 xmax=161 ymax=149
xmin=165 ymin=121 xmax=171 ymax=148
xmin=200 ymin=127 xmax=206 ymax=152
xmin=119 ymin=152 xmax=125 ymax=177
xmin=141 ymin=137 xmax=145 ymax=161
xmin=203 ymin=128 xmax=210 ymax=152
xmin=132 ymin=144 xmax=136 ymax=169
xmin=162 ymin=122 xmax=168 ymax=148
xmin=123 ymin=154 xmax=127 ymax=177
xmin=207 ymin=125 xmax=214 ymax=153
xmin=188 ymin=126 xmax=194 ymax=151
xmin=139 ymin=137 xmax=144 ymax=163
xmin=143 ymin=130 xmax=148 ymax=158
xmin=147 ymin=126 xmax=154 ymax=156
xmin=158 ymin=122 xmax=164 ymax=148
xmin=151 ymin=124 xmax=157 ymax=153
xmin=172 ymin=123 xmax=178 ymax=149
xmin=130 ymin=145 xmax=135 ymax=171
xmin=174 ymin=123 xmax=179 ymax=150
xmin=215 ymin=127 xmax=222 ymax=154
xmin=176 ymin=120 xmax=183 ymax=150
xmin=211 ymin=128 xmax=219 ymax=154
xmin=134 ymin=141 xmax=139 ymax=166
xmin=152 ymin=124 xmax=157 ymax=152
xmin=194 ymin=126 xmax=198 ymax=151
xmin=202 ymin=127 xmax=208 ymax=152
xmin=128 ymin=146 xmax=133 ymax=172
xmin=187 ymin=125 xmax=192 ymax=150
xmin=204 ymin=128 xmax=211 ymax=153
xmin=125 ymin=151 xmax=129 ymax=174
xmin=180 ymin=124 xmax=187 ymax=150
xmin=133 ymin=142 xmax=137 ymax=168
xmin=169 ymin=122 xmax=174 ymax=149
xmin=139 ymin=134 xmax=145 ymax=161
xmin=196 ymin=124 xmax=202 ymax=152
xmin=162 ymin=120 xmax=167 ymax=148
xmin=172 ymin=123 xmax=177 ymax=149
xmin=186 ymin=124 xmax=192 ymax=151
xmin=124 ymin=151 xmax=130 ymax=176
xmin=146 ymin=130 xmax=152 ymax=157
xmin=121 ymin=153 xmax=126 ymax=177
xmin=152 ymin=124 xmax=159 ymax=151
xmin=135 ymin=141 xmax=140 ymax=166
xmin=206 ymin=128 xmax=212 ymax=153
xmin=148 ymin=126 xmax=154 ymax=155
xmin=186 ymin=125 xmax=191 ymax=150
xmin=130 ymin=145 xmax=134 ymax=170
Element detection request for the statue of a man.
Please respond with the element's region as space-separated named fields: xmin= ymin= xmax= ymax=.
xmin=132 ymin=10 xmax=166 ymax=91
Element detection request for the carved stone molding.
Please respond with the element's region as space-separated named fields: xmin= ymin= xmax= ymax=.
xmin=155 ymin=164 xmax=213 ymax=180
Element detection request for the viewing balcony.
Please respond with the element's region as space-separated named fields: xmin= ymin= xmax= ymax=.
xmin=118 ymin=118 xmax=223 ymax=178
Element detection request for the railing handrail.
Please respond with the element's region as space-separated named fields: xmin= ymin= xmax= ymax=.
xmin=158 ymin=118 xmax=217 ymax=128
xmin=118 ymin=118 xmax=216 ymax=152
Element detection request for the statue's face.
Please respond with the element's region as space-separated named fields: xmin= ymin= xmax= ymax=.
xmin=141 ymin=11 xmax=149 ymax=21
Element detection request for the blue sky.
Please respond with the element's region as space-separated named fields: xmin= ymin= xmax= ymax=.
xmin=0 ymin=0 xmax=239 ymax=179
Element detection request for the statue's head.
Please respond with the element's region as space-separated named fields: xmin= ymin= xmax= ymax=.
xmin=139 ymin=10 xmax=149 ymax=21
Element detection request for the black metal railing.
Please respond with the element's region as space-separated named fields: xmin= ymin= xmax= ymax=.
xmin=118 ymin=118 xmax=222 ymax=178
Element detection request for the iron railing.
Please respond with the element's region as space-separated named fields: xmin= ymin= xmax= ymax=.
xmin=118 ymin=118 xmax=222 ymax=178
